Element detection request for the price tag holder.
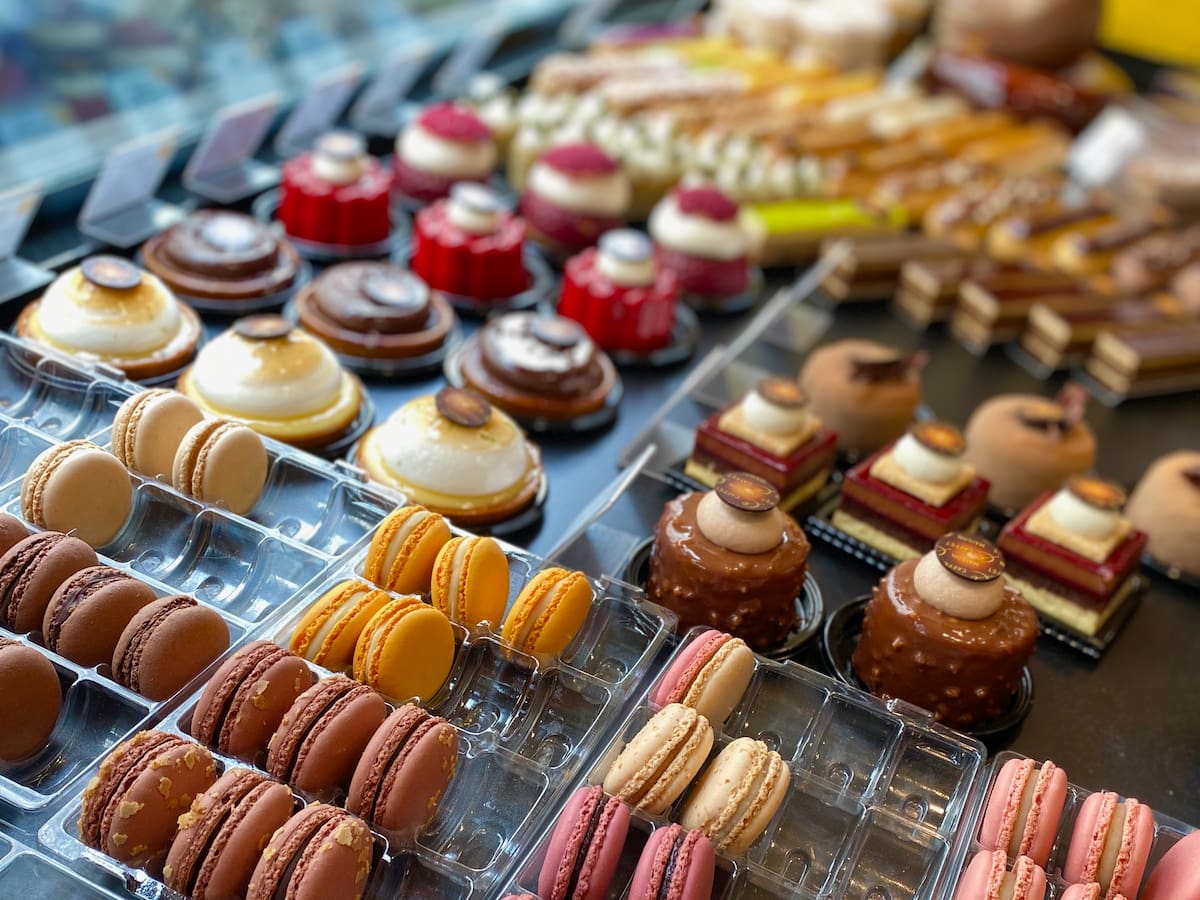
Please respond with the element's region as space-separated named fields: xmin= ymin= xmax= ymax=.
xmin=1069 ymin=105 xmax=1147 ymax=188
xmin=183 ymin=93 xmax=281 ymax=204
xmin=0 ymin=183 xmax=53 ymax=305
xmin=431 ymin=18 xmax=507 ymax=98
xmin=558 ymin=0 xmax=622 ymax=48
xmin=274 ymin=64 xmax=364 ymax=159
xmin=78 ymin=129 xmax=183 ymax=248
xmin=350 ymin=39 xmax=436 ymax=137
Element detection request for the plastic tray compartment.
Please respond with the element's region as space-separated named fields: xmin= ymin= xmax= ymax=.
xmin=0 ymin=836 xmax=127 ymax=900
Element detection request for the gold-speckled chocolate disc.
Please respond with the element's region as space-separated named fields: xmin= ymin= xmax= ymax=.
xmin=436 ymin=386 xmax=492 ymax=428
xmin=1067 ymin=476 xmax=1126 ymax=511
xmin=81 ymin=256 xmax=142 ymax=291
xmin=934 ymin=533 xmax=1004 ymax=582
xmin=531 ymin=316 xmax=583 ymax=350
xmin=714 ymin=472 xmax=780 ymax=513
xmin=235 ymin=315 xmax=292 ymax=340
xmin=912 ymin=421 xmax=966 ymax=457
xmin=756 ymin=376 xmax=807 ymax=409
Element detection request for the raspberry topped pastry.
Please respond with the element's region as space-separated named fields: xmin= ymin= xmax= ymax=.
xmin=650 ymin=184 xmax=754 ymax=310
xmin=392 ymin=102 xmax=497 ymax=205
xmin=519 ymin=143 xmax=630 ymax=260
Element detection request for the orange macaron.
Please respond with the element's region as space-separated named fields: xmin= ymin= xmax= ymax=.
xmin=501 ymin=567 xmax=594 ymax=657
xmin=352 ymin=598 xmax=455 ymax=703
xmin=431 ymin=535 xmax=511 ymax=629
xmin=364 ymin=506 xmax=452 ymax=594
xmin=289 ymin=580 xmax=393 ymax=670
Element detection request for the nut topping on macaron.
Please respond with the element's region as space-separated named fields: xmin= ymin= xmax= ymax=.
xmin=435 ymin=386 xmax=492 ymax=428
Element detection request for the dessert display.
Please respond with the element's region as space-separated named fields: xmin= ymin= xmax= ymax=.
xmin=0 ymin=636 xmax=62 ymax=763
xmin=1063 ymin=793 xmax=1154 ymax=898
xmin=16 ymin=255 xmax=203 ymax=382
xmin=178 ymin=315 xmax=366 ymax=451
xmin=112 ymin=595 xmax=230 ymax=701
xmin=392 ymin=102 xmax=497 ymax=206
xmin=112 ymin=389 xmax=204 ymax=482
xmin=799 ymin=339 xmax=925 ymax=458
xmin=356 ymin=387 xmax=545 ymax=529
xmin=1126 ymin=450 xmax=1200 ymax=579
xmin=684 ymin=375 xmax=838 ymax=510
xmin=43 ymin=565 xmax=155 ymax=667
xmin=646 ymin=473 xmax=810 ymax=650
xmin=21 ymin=440 xmax=133 ymax=547
xmin=649 ymin=628 xmax=755 ymax=728
xmin=171 ymin=418 xmax=268 ymax=516
xmin=519 ymin=143 xmax=630 ymax=260
xmin=501 ymin=566 xmax=594 ymax=657
xmin=628 ymin=825 xmax=715 ymax=900
xmin=852 ymin=533 xmax=1039 ymax=729
xmin=679 ymin=737 xmax=790 ymax=854
xmin=602 ymin=703 xmax=714 ymax=815
xmin=979 ymin=758 xmax=1068 ymax=867
xmin=431 ymin=535 xmax=511 ymax=629
xmin=537 ymin=785 xmax=630 ymax=900
xmin=277 ymin=130 xmax=392 ymax=256
xmin=292 ymin=260 xmax=458 ymax=370
xmin=457 ymin=311 xmax=621 ymax=428
xmin=953 ymin=851 xmax=1048 ymax=900
xmin=0 ymin=532 xmax=98 ymax=634
xmin=140 ymin=210 xmax=305 ymax=312
xmin=246 ymin=805 xmax=372 ymax=899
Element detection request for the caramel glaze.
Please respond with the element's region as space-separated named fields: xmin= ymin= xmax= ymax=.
xmin=852 ymin=559 xmax=1038 ymax=730
xmin=647 ymin=492 xmax=808 ymax=650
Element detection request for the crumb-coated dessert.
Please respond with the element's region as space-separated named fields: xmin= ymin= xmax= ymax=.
xmin=999 ymin=477 xmax=1146 ymax=635
xmin=649 ymin=184 xmax=753 ymax=308
xmin=520 ymin=142 xmax=630 ymax=259
xmin=178 ymin=315 xmax=364 ymax=449
xmin=964 ymin=386 xmax=1095 ymax=512
xmin=1126 ymin=450 xmax=1200 ymax=578
xmin=393 ymin=102 xmax=497 ymax=204
xmin=17 ymin=255 xmax=202 ymax=381
xmin=685 ymin=376 xmax=837 ymax=510
xmin=459 ymin=312 xmax=619 ymax=423
xmin=647 ymin=473 xmax=810 ymax=650
xmin=294 ymin=261 xmax=456 ymax=361
xmin=799 ymin=339 xmax=926 ymax=457
xmin=834 ymin=421 xmax=990 ymax=559
xmin=853 ymin=533 xmax=1038 ymax=730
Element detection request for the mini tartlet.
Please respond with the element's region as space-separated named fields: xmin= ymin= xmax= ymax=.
xmin=519 ymin=142 xmax=630 ymax=260
xmin=392 ymin=102 xmax=497 ymax=206
xmin=1125 ymin=450 xmax=1200 ymax=579
xmin=178 ymin=315 xmax=364 ymax=450
xmin=356 ymin=387 xmax=545 ymax=528
xmin=17 ymin=255 xmax=202 ymax=381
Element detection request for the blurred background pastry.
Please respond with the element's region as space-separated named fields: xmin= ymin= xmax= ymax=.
xmin=1126 ymin=450 xmax=1200 ymax=578
xmin=519 ymin=143 xmax=630 ymax=260
xmin=392 ymin=102 xmax=497 ymax=206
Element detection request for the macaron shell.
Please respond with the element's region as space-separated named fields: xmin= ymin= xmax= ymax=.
xmin=1010 ymin=855 xmax=1048 ymax=900
xmin=80 ymin=730 xmax=177 ymax=849
xmin=431 ymin=535 xmax=510 ymax=628
xmin=502 ymin=568 xmax=594 ymax=656
xmin=366 ymin=506 xmax=452 ymax=594
xmin=538 ymin=786 xmax=630 ymax=900
xmin=0 ymin=513 xmax=29 ymax=557
xmin=678 ymin=737 xmax=790 ymax=855
xmin=0 ymin=639 xmax=61 ymax=762
xmin=0 ymin=532 xmax=98 ymax=634
xmin=246 ymin=804 xmax=372 ymax=900
xmin=193 ymin=779 xmax=295 ymax=900
xmin=1107 ymin=800 xmax=1155 ymax=897
xmin=1065 ymin=792 xmax=1117 ymax=884
xmin=352 ymin=600 xmax=455 ymax=703
xmin=289 ymin=581 xmax=392 ymax=669
xmin=628 ymin=823 xmax=718 ymax=900
xmin=651 ymin=631 xmax=726 ymax=709
xmin=1140 ymin=829 xmax=1200 ymax=900
xmin=668 ymin=632 xmax=755 ymax=729
xmin=676 ymin=829 xmax=717 ymax=900
xmin=115 ymin=390 xmax=204 ymax=479
xmin=954 ymin=850 xmax=1007 ymax=900
xmin=42 ymin=566 xmax=156 ymax=667
xmin=603 ymin=704 xmax=714 ymax=816
xmin=22 ymin=442 xmax=132 ymax=547
xmin=180 ymin=420 xmax=268 ymax=516
xmin=113 ymin=596 xmax=230 ymax=701
xmin=1060 ymin=884 xmax=1103 ymax=900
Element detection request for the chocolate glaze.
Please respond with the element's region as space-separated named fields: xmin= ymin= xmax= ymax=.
xmin=479 ymin=313 xmax=604 ymax=398
xmin=311 ymin=263 xmax=432 ymax=333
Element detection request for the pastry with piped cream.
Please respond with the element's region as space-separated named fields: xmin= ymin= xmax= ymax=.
xmin=1125 ymin=450 xmax=1200 ymax=579
xmin=834 ymin=421 xmax=990 ymax=560
xmin=519 ymin=143 xmax=630 ymax=260
xmin=853 ymin=533 xmax=1038 ymax=730
xmin=392 ymin=102 xmax=497 ymax=206
xmin=646 ymin=473 xmax=810 ymax=650
xmin=356 ymin=387 xmax=544 ymax=527
xmin=17 ymin=255 xmax=202 ymax=381
xmin=999 ymin=477 xmax=1146 ymax=635
xmin=177 ymin=315 xmax=364 ymax=449
xmin=685 ymin=377 xmax=837 ymax=510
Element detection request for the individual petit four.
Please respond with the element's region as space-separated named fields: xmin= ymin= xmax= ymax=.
xmin=140 ymin=210 xmax=303 ymax=308
xmin=1063 ymin=792 xmax=1155 ymax=899
xmin=16 ymin=255 xmax=202 ymax=381
xmin=431 ymin=535 xmax=510 ymax=630
xmin=963 ymin=388 xmax=1096 ymax=512
xmin=43 ymin=566 xmax=155 ymax=667
xmin=246 ymin=804 xmax=372 ymax=899
xmin=679 ymin=737 xmax=790 ymax=855
xmin=293 ymin=261 xmax=456 ymax=365
xmin=834 ymin=422 xmax=990 ymax=559
xmin=894 ymin=257 xmax=1010 ymax=326
xmin=356 ymin=387 xmax=544 ymax=528
xmin=1084 ymin=321 xmax=1200 ymax=399
xmin=462 ymin=72 xmax=518 ymax=155
xmin=112 ymin=390 xmax=204 ymax=481
xmin=1018 ymin=295 xmax=1192 ymax=371
xmin=178 ymin=315 xmax=365 ymax=450
xmin=647 ymin=473 xmax=810 ymax=650
xmin=924 ymin=173 xmax=1063 ymax=250
xmin=650 ymin=629 xmax=755 ymax=729
xmin=0 ymin=532 xmax=98 ymax=634
xmin=603 ymin=703 xmax=713 ymax=816
xmin=987 ymin=204 xmax=1116 ymax=267
xmin=0 ymin=637 xmax=61 ymax=763
xmin=519 ymin=142 xmax=630 ymax=259
xmin=21 ymin=440 xmax=133 ymax=548
xmin=951 ymin=271 xmax=1095 ymax=351
xmin=1140 ymin=829 xmax=1200 ymax=900
xmin=979 ymin=758 xmax=1068 ymax=867
xmin=278 ymin=130 xmax=392 ymax=254
xmin=998 ymin=477 xmax=1146 ymax=634
xmin=171 ymin=418 xmax=268 ymax=517
xmin=685 ymin=376 xmax=837 ymax=510
xmin=819 ymin=234 xmax=968 ymax=303
xmin=352 ymin=596 xmax=455 ymax=703
xmin=1126 ymin=450 xmax=1200 ymax=578
xmin=1051 ymin=220 xmax=1167 ymax=277
xmin=364 ymin=506 xmax=452 ymax=595
xmin=799 ymin=339 xmax=925 ymax=457
xmin=113 ymin=595 xmax=230 ymax=701
xmin=852 ymin=533 xmax=1038 ymax=729
xmin=740 ymin=198 xmax=905 ymax=267
xmin=288 ymin=581 xmax=392 ymax=671
xmin=458 ymin=312 xmax=619 ymax=425
xmin=953 ymin=851 xmax=1048 ymax=900
xmin=392 ymin=102 xmax=497 ymax=205
xmin=1109 ymin=225 xmax=1200 ymax=296
xmin=501 ymin=567 xmax=594 ymax=657
xmin=538 ymin=785 xmax=630 ymax=900
xmin=628 ymin=825 xmax=715 ymax=900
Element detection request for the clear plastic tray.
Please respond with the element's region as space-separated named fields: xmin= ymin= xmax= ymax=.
xmin=0 ymin=834 xmax=126 ymax=900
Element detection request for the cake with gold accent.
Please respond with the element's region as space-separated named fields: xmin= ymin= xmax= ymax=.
xmin=834 ymin=421 xmax=990 ymax=559
xmin=356 ymin=387 xmax=544 ymax=527
xmin=646 ymin=473 xmax=810 ymax=650
xmin=177 ymin=315 xmax=363 ymax=449
xmin=853 ymin=533 xmax=1038 ymax=730
xmin=17 ymin=255 xmax=202 ymax=381
xmin=685 ymin=377 xmax=837 ymax=510
xmin=1126 ymin=451 xmax=1200 ymax=579
xmin=998 ymin=477 xmax=1146 ymax=635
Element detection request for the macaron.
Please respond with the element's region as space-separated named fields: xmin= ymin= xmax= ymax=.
xmin=602 ymin=703 xmax=714 ymax=816
xmin=1140 ymin=829 xmax=1200 ymax=900
xmin=0 ymin=531 xmax=97 ymax=633
xmin=172 ymin=418 xmax=268 ymax=516
xmin=21 ymin=440 xmax=133 ymax=547
xmin=267 ymin=674 xmax=386 ymax=795
xmin=679 ymin=736 xmax=790 ymax=855
xmin=352 ymin=597 xmax=456 ymax=703
xmin=650 ymin=629 xmax=756 ymax=728
xmin=1061 ymin=885 xmax=1128 ymax=900
xmin=979 ymin=758 xmax=1069 ymax=867
xmin=501 ymin=567 xmax=594 ymax=657
xmin=1064 ymin=792 xmax=1155 ymax=898
xmin=364 ymin=505 xmax=452 ymax=594
xmin=346 ymin=704 xmax=459 ymax=836
xmin=628 ymin=824 xmax=715 ymax=900
xmin=537 ymin=785 xmax=630 ymax=900
xmin=953 ymin=851 xmax=1047 ymax=900
xmin=0 ymin=513 xmax=29 ymax=556
xmin=190 ymin=641 xmax=315 ymax=762
xmin=246 ymin=803 xmax=373 ymax=900
xmin=164 ymin=768 xmax=294 ymax=900
xmin=0 ymin=637 xmax=62 ymax=762
xmin=112 ymin=595 xmax=230 ymax=701
xmin=112 ymin=389 xmax=204 ymax=480
xmin=288 ymin=580 xmax=392 ymax=670
xmin=431 ymin=535 xmax=511 ymax=629
xmin=79 ymin=730 xmax=218 ymax=872
xmin=42 ymin=565 xmax=156 ymax=666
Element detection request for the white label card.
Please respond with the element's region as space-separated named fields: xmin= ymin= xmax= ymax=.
xmin=275 ymin=64 xmax=364 ymax=155
xmin=351 ymin=39 xmax=435 ymax=126
xmin=0 ymin=183 xmax=42 ymax=260
xmin=186 ymin=94 xmax=280 ymax=181
xmin=79 ymin=129 xmax=178 ymax=226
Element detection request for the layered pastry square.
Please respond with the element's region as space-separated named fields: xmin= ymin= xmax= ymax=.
xmin=685 ymin=377 xmax=836 ymax=511
xmin=833 ymin=422 xmax=990 ymax=559
xmin=998 ymin=477 xmax=1146 ymax=635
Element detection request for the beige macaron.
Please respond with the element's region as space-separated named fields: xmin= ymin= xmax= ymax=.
xmin=172 ymin=419 xmax=268 ymax=516
xmin=112 ymin=389 xmax=204 ymax=480
xmin=21 ymin=441 xmax=132 ymax=547
xmin=602 ymin=703 xmax=713 ymax=816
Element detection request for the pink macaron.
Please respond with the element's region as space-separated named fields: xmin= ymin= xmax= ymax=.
xmin=979 ymin=758 xmax=1069 ymax=866
xmin=649 ymin=628 xmax=755 ymax=728
xmin=538 ymin=785 xmax=630 ymax=900
xmin=1060 ymin=884 xmax=1129 ymax=900
xmin=1064 ymin=792 xmax=1155 ymax=898
xmin=1140 ymin=829 xmax=1200 ymax=900
xmin=954 ymin=851 xmax=1047 ymax=900
xmin=627 ymin=823 xmax=714 ymax=900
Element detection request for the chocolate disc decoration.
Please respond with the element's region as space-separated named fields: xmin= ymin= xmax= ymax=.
xmin=363 ymin=271 xmax=428 ymax=313
xmin=234 ymin=314 xmax=292 ymax=341
xmin=436 ymin=386 xmax=492 ymax=428
xmin=1017 ymin=399 xmax=1066 ymax=432
xmin=201 ymin=214 xmax=263 ymax=252
xmin=714 ymin=472 xmax=780 ymax=513
xmin=1067 ymin=477 xmax=1126 ymax=511
xmin=599 ymin=229 xmax=653 ymax=264
xmin=934 ymin=533 xmax=1005 ymax=582
xmin=912 ymin=421 xmax=967 ymax=457
xmin=530 ymin=316 xmax=583 ymax=350
xmin=756 ymin=376 xmax=807 ymax=409
xmin=316 ymin=129 xmax=366 ymax=162
xmin=1055 ymin=382 xmax=1088 ymax=429
xmin=850 ymin=349 xmax=928 ymax=383
xmin=81 ymin=256 xmax=142 ymax=291
xmin=1185 ymin=467 xmax=1200 ymax=490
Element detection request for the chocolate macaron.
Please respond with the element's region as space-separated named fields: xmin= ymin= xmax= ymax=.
xmin=42 ymin=565 xmax=156 ymax=667
xmin=112 ymin=595 xmax=230 ymax=701
xmin=0 ymin=513 xmax=29 ymax=557
xmin=0 ymin=531 xmax=98 ymax=634
xmin=0 ymin=637 xmax=62 ymax=762
xmin=246 ymin=803 xmax=373 ymax=900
